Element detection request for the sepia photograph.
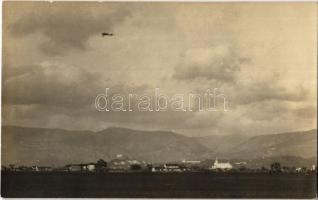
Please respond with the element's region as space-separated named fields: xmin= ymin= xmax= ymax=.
xmin=1 ymin=1 xmax=317 ymax=198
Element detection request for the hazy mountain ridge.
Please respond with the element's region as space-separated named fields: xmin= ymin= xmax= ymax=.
xmin=225 ymin=129 xmax=317 ymax=159
xmin=194 ymin=134 xmax=249 ymax=154
xmin=1 ymin=126 xmax=210 ymax=166
xmin=1 ymin=126 xmax=316 ymax=167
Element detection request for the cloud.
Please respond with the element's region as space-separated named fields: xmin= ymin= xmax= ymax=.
xmin=2 ymin=3 xmax=317 ymax=136
xmin=2 ymin=62 xmax=102 ymax=108
xmin=233 ymin=80 xmax=308 ymax=105
xmin=172 ymin=45 xmax=246 ymax=83
xmin=294 ymin=105 xmax=317 ymax=119
xmin=10 ymin=4 xmax=131 ymax=56
xmin=2 ymin=61 xmax=156 ymax=110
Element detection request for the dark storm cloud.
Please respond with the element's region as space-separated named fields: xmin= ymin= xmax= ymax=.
xmin=2 ymin=62 xmax=151 ymax=110
xmin=10 ymin=4 xmax=131 ymax=56
xmin=2 ymin=64 xmax=98 ymax=108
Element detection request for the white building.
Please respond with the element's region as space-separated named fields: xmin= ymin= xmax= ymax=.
xmin=211 ymin=158 xmax=233 ymax=170
xmin=182 ymin=160 xmax=201 ymax=164
xmin=311 ymin=165 xmax=316 ymax=171
xmin=86 ymin=164 xmax=95 ymax=171
xmin=295 ymin=167 xmax=302 ymax=173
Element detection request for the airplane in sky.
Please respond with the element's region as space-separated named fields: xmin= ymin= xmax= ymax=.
xmin=101 ymin=32 xmax=114 ymax=37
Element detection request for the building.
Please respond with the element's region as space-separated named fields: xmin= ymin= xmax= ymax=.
xmin=66 ymin=164 xmax=83 ymax=172
xmin=109 ymin=159 xmax=131 ymax=171
xmin=66 ymin=163 xmax=96 ymax=172
xmin=40 ymin=166 xmax=53 ymax=171
xmin=82 ymin=163 xmax=96 ymax=172
xmin=150 ymin=163 xmax=187 ymax=172
xmin=151 ymin=164 xmax=166 ymax=172
xmin=16 ymin=166 xmax=33 ymax=171
xmin=108 ymin=154 xmax=145 ymax=172
xmin=182 ymin=160 xmax=201 ymax=164
xmin=181 ymin=160 xmax=201 ymax=171
xmin=164 ymin=163 xmax=186 ymax=172
xmin=211 ymin=158 xmax=233 ymax=170
xmin=295 ymin=167 xmax=303 ymax=173
xmin=311 ymin=165 xmax=316 ymax=171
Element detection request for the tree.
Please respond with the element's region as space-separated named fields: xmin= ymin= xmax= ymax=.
xmin=261 ymin=166 xmax=268 ymax=172
xmin=282 ymin=166 xmax=290 ymax=173
xmin=130 ymin=164 xmax=142 ymax=171
xmin=9 ymin=164 xmax=15 ymax=171
xmin=301 ymin=167 xmax=307 ymax=173
xmin=270 ymin=162 xmax=282 ymax=173
xmin=96 ymin=159 xmax=107 ymax=172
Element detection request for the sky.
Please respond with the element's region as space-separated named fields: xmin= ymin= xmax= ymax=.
xmin=2 ymin=2 xmax=317 ymax=136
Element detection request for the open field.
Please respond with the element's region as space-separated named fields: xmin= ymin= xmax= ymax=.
xmin=1 ymin=172 xmax=317 ymax=198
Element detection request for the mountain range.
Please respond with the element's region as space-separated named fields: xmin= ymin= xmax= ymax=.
xmin=1 ymin=126 xmax=316 ymax=167
xmin=1 ymin=126 xmax=209 ymax=166
xmin=226 ymin=129 xmax=317 ymax=159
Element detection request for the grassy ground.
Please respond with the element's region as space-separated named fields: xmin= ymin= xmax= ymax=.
xmin=1 ymin=171 xmax=317 ymax=198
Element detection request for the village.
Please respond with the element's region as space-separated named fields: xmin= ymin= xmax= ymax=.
xmin=2 ymin=154 xmax=316 ymax=174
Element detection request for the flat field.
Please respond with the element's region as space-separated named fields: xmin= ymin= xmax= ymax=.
xmin=1 ymin=172 xmax=316 ymax=198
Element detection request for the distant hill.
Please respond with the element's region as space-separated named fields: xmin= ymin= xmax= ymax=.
xmin=1 ymin=126 xmax=210 ymax=166
xmin=194 ymin=134 xmax=249 ymax=154
xmin=225 ymin=129 xmax=317 ymax=160
xmin=2 ymin=126 xmax=317 ymax=167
